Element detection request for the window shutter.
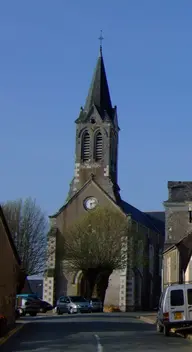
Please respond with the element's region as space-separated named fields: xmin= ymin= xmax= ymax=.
xmin=95 ymin=132 xmax=102 ymax=161
xmin=82 ymin=132 xmax=90 ymax=161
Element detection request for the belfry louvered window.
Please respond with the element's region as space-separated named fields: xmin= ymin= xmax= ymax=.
xmin=82 ymin=131 xmax=90 ymax=161
xmin=95 ymin=132 xmax=103 ymax=161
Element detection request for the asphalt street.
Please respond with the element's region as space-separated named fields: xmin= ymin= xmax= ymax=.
xmin=1 ymin=313 xmax=192 ymax=352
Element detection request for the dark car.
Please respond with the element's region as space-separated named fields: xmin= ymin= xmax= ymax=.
xmin=89 ymin=298 xmax=103 ymax=312
xmin=16 ymin=295 xmax=41 ymax=317
xmin=39 ymin=300 xmax=53 ymax=313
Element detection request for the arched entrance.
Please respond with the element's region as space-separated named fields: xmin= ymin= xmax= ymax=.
xmin=73 ymin=271 xmax=89 ymax=297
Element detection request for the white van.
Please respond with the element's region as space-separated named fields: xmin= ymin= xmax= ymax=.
xmin=157 ymin=284 xmax=192 ymax=336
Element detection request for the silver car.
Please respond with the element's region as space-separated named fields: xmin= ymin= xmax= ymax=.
xmin=56 ymin=296 xmax=91 ymax=314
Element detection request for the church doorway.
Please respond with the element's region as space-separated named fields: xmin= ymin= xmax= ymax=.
xmin=75 ymin=271 xmax=89 ymax=297
xmin=74 ymin=270 xmax=99 ymax=298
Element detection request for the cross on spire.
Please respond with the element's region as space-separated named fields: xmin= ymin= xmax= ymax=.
xmin=98 ymin=30 xmax=104 ymax=55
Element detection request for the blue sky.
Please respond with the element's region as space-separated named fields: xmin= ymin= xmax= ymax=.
xmin=1 ymin=0 xmax=192 ymax=216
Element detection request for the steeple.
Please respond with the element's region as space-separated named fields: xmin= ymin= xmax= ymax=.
xmin=69 ymin=40 xmax=120 ymax=203
xmin=84 ymin=49 xmax=113 ymax=119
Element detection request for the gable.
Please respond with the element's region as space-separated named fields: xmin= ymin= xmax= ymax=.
xmin=54 ymin=179 xmax=124 ymax=232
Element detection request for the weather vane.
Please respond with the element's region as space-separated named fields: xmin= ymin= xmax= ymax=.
xmin=98 ymin=30 xmax=104 ymax=53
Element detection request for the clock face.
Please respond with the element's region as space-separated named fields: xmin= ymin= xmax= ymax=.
xmin=84 ymin=197 xmax=98 ymax=210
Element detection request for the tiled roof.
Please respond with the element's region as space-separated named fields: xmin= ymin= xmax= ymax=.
xmin=120 ymin=200 xmax=165 ymax=234
xmin=145 ymin=211 xmax=165 ymax=235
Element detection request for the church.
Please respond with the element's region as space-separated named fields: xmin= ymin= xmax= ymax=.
xmin=43 ymin=44 xmax=165 ymax=311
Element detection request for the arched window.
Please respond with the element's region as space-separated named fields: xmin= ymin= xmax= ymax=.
xmin=82 ymin=131 xmax=90 ymax=161
xmin=95 ymin=131 xmax=103 ymax=161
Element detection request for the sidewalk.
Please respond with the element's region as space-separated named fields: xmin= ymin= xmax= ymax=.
xmin=137 ymin=313 xmax=156 ymax=325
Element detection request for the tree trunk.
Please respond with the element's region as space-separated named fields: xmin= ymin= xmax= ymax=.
xmin=83 ymin=268 xmax=99 ymax=299
xmin=96 ymin=270 xmax=112 ymax=304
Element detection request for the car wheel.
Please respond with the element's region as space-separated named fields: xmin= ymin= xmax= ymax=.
xmin=163 ymin=325 xmax=170 ymax=336
xmin=29 ymin=312 xmax=37 ymax=317
xmin=156 ymin=321 xmax=163 ymax=333
xmin=18 ymin=308 xmax=26 ymax=317
xmin=68 ymin=307 xmax=74 ymax=314
xmin=57 ymin=308 xmax=62 ymax=315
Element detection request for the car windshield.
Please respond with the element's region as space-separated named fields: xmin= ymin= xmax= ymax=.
xmin=91 ymin=298 xmax=100 ymax=302
xmin=70 ymin=296 xmax=87 ymax=302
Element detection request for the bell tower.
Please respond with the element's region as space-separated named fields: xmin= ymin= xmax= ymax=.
xmin=68 ymin=43 xmax=120 ymax=202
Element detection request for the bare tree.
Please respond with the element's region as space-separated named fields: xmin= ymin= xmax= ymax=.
xmin=62 ymin=207 xmax=130 ymax=301
xmin=2 ymin=197 xmax=48 ymax=275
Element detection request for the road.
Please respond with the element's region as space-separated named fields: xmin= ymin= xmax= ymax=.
xmin=1 ymin=313 xmax=192 ymax=352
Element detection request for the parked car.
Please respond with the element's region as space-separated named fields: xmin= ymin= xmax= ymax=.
xmin=39 ymin=300 xmax=53 ymax=313
xmin=156 ymin=283 xmax=192 ymax=336
xmin=56 ymin=296 xmax=91 ymax=314
xmin=89 ymin=298 xmax=103 ymax=312
xmin=16 ymin=293 xmax=52 ymax=314
xmin=16 ymin=295 xmax=41 ymax=317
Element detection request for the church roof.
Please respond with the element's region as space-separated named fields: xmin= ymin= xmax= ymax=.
xmin=145 ymin=211 xmax=165 ymax=235
xmin=120 ymin=200 xmax=165 ymax=234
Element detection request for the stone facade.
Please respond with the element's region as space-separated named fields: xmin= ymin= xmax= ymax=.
xmin=0 ymin=206 xmax=22 ymax=326
xmin=164 ymin=181 xmax=192 ymax=249
xmin=163 ymin=181 xmax=192 ymax=287
xmin=43 ymin=180 xmax=163 ymax=310
xmin=43 ymin=227 xmax=56 ymax=306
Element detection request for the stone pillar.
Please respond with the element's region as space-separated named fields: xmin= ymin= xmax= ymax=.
xmin=43 ymin=219 xmax=57 ymax=306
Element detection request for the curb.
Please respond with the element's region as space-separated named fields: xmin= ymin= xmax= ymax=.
xmin=0 ymin=324 xmax=24 ymax=346
xmin=137 ymin=316 xmax=156 ymax=325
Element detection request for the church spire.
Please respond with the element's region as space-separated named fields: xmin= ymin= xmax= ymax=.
xmin=99 ymin=30 xmax=104 ymax=57
xmin=83 ymin=32 xmax=113 ymax=118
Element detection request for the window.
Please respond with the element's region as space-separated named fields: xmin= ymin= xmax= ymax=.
xmin=82 ymin=131 xmax=90 ymax=161
xmin=95 ymin=132 xmax=103 ymax=161
xmin=70 ymin=296 xmax=87 ymax=302
xmin=91 ymin=298 xmax=100 ymax=302
xmin=170 ymin=290 xmax=184 ymax=306
xmin=59 ymin=297 xmax=65 ymax=303
xmin=187 ymin=289 xmax=192 ymax=305
xmin=59 ymin=297 xmax=70 ymax=303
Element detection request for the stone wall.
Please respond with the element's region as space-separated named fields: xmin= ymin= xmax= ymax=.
xmin=164 ymin=181 xmax=192 ymax=249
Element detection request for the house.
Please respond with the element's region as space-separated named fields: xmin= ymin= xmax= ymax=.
xmin=43 ymin=45 xmax=165 ymax=311
xmin=163 ymin=181 xmax=192 ymax=288
xmin=0 ymin=205 xmax=25 ymax=326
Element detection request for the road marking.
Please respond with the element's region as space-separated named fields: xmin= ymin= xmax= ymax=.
xmin=0 ymin=324 xmax=24 ymax=346
xmin=94 ymin=334 xmax=103 ymax=352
